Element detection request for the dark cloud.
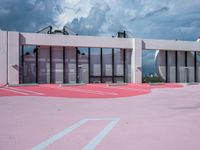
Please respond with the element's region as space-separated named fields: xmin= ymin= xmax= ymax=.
xmin=145 ymin=7 xmax=169 ymax=18
xmin=130 ymin=6 xmax=169 ymax=22
xmin=0 ymin=0 xmax=62 ymax=32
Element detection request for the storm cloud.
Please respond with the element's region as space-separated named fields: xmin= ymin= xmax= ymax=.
xmin=0 ymin=0 xmax=62 ymax=32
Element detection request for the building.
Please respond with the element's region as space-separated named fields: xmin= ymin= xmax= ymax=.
xmin=0 ymin=27 xmax=200 ymax=85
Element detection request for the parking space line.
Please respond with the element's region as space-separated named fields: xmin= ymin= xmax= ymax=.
xmin=31 ymin=118 xmax=120 ymax=150
xmin=42 ymin=86 xmax=118 ymax=96
xmin=31 ymin=119 xmax=88 ymax=150
xmin=91 ymin=84 xmax=149 ymax=92
xmin=82 ymin=118 xmax=120 ymax=150
xmin=0 ymin=88 xmax=29 ymax=95
xmin=64 ymin=87 xmax=118 ymax=96
xmin=107 ymin=86 xmax=149 ymax=92
xmin=6 ymin=87 xmax=44 ymax=95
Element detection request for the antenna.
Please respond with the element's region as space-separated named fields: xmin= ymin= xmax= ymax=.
xmin=36 ymin=25 xmax=53 ymax=34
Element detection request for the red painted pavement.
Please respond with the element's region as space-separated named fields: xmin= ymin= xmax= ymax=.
xmin=0 ymin=83 xmax=183 ymax=98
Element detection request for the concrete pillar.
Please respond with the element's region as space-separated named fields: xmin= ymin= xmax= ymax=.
xmin=0 ymin=31 xmax=8 ymax=85
xmin=131 ymin=38 xmax=142 ymax=83
xmin=8 ymin=31 xmax=20 ymax=85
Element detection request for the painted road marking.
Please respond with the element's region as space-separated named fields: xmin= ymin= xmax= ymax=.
xmin=6 ymin=87 xmax=44 ymax=95
xmin=82 ymin=118 xmax=120 ymax=150
xmin=64 ymin=87 xmax=118 ymax=96
xmin=42 ymin=85 xmax=118 ymax=96
xmin=0 ymin=88 xmax=30 ymax=95
xmin=31 ymin=118 xmax=120 ymax=150
xmin=108 ymin=86 xmax=149 ymax=92
xmin=91 ymin=84 xmax=149 ymax=92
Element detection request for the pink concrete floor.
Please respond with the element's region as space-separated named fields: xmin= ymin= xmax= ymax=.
xmin=0 ymin=83 xmax=200 ymax=150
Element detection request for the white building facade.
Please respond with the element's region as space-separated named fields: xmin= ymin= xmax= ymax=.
xmin=0 ymin=30 xmax=200 ymax=85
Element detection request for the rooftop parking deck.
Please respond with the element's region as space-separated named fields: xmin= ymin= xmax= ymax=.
xmin=0 ymin=83 xmax=200 ymax=150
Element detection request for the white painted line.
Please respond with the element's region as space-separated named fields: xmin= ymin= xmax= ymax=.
xmin=31 ymin=119 xmax=88 ymax=150
xmin=42 ymin=86 xmax=104 ymax=95
xmin=108 ymin=86 xmax=149 ymax=92
xmin=64 ymin=87 xmax=118 ymax=96
xmin=82 ymin=118 xmax=120 ymax=150
xmin=1 ymin=88 xmax=29 ymax=95
xmin=6 ymin=87 xmax=44 ymax=95
xmin=43 ymin=86 xmax=118 ymax=96
xmin=31 ymin=118 xmax=120 ymax=150
xmin=91 ymin=84 xmax=148 ymax=92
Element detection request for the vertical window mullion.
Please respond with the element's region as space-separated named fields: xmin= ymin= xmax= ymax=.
xmin=112 ymin=48 xmax=114 ymax=83
xmin=123 ymin=49 xmax=126 ymax=83
xmin=63 ymin=47 xmax=66 ymax=83
xmin=76 ymin=47 xmax=78 ymax=83
xmin=88 ymin=48 xmax=91 ymax=83
xmin=100 ymin=48 xmax=103 ymax=83
xmin=35 ymin=46 xmax=38 ymax=83
xmin=165 ymin=51 xmax=168 ymax=83
xmin=49 ymin=46 xmax=52 ymax=84
xmin=194 ymin=51 xmax=197 ymax=82
xmin=175 ymin=51 xmax=178 ymax=82
xmin=21 ymin=45 xmax=24 ymax=84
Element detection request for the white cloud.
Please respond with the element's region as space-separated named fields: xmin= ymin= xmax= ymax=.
xmin=53 ymin=0 xmax=200 ymax=40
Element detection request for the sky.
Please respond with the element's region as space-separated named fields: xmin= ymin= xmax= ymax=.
xmin=0 ymin=0 xmax=200 ymax=75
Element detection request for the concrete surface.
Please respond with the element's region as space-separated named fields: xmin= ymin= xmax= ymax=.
xmin=0 ymin=84 xmax=200 ymax=150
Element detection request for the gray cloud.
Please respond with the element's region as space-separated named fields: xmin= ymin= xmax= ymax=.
xmin=66 ymin=2 xmax=110 ymax=35
xmin=0 ymin=0 xmax=62 ymax=32
xmin=130 ymin=6 xmax=169 ymax=22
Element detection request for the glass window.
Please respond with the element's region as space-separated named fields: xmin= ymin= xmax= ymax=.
xmin=51 ymin=47 xmax=63 ymax=84
xmin=114 ymin=48 xmax=124 ymax=76
xmin=125 ymin=49 xmax=132 ymax=83
xmin=20 ymin=45 xmax=37 ymax=84
xmin=38 ymin=46 xmax=50 ymax=83
xmin=102 ymin=48 xmax=112 ymax=77
xmin=77 ymin=48 xmax=89 ymax=83
xmin=90 ymin=48 xmax=101 ymax=83
xmin=65 ymin=47 xmax=76 ymax=84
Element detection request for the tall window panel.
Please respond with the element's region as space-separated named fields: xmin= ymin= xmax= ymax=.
xmin=65 ymin=47 xmax=76 ymax=84
xmin=114 ymin=49 xmax=124 ymax=83
xmin=51 ymin=47 xmax=63 ymax=83
xmin=77 ymin=48 xmax=89 ymax=83
xmin=102 ymin=48 xmax=112 ymax=83
xmin=90 ymin=48 xmax=101 ymax=83
xmin=21 ymin=45 xmax=36 ymax=84
xmin=38 ymin=46 xmax=50 ymax=83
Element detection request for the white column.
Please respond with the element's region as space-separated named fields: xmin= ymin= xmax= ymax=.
xmin=131 ymin=38 xmax=142 ymax=83
xmin=8 ymin=31 xmax=20 ymax=85
xmin=0 ymin=31 xmax=8 ymax=84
